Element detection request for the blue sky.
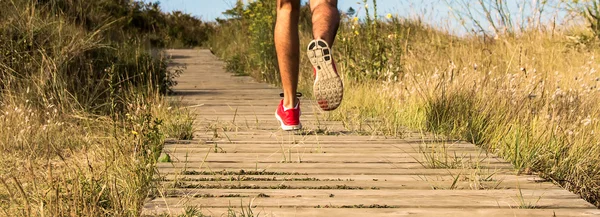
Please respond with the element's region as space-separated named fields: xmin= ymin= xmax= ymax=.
xmin=143 ymin=0 xmax=414 ymax=20
xmin=142 ymin=0 xmax=566 ymax=34
xmin=142 ymin=0 xmax=458 ymax=31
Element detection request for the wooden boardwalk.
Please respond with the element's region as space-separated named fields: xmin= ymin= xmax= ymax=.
xmin=142 ymin=49 xmax=599 ymax=217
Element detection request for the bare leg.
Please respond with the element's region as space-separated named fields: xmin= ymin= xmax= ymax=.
xmin=310 ymin=0 xmax=340 ymax=46
xmin=275 ymin=0 xmax=301 ymax=108
xmin=307 ymin=0 xmax=343 ymax=111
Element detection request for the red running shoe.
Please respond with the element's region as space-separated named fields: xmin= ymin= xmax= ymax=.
xmin=275 ymin=99 xmax=302 ymax=131
xmin=307 ymin=39 xmax=344 ymax=111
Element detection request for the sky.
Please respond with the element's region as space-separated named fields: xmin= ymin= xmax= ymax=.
xmin=143 ymin=0 xmax=414 ymax=21
xmin=142 ymin=0 xmax=568 ymax=35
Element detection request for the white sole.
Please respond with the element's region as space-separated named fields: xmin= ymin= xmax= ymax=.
xmin=275 ymin=112 xmax=302 ymax=131
xmin=307 ymin=39 xmax=344 ymax=111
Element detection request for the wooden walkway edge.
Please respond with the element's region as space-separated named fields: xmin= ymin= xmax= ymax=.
xmin=142 ymin=49 xmax=599 ymax=217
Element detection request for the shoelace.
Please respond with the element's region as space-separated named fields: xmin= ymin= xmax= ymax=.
xmin=279 ymin=92 xmax=303 ymax=98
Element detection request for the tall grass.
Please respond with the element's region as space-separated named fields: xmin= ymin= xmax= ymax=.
xmin=210 ymin=1 xmax=280 ymax=83
xmin=0 ymin=0 xmax=197 ymax=216
xmin=209 ymin=0 xmax=600 ymax=206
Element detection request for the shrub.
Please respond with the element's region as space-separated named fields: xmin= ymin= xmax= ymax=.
xmin=0 ymin=0 xmax=196 ymax=216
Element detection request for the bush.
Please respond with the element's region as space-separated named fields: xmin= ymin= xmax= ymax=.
xmin=0 ymin=0 xmax=196 ymax=216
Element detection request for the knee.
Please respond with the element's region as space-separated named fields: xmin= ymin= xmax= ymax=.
xmin=277 ymin=0 xmax=300 ymax=13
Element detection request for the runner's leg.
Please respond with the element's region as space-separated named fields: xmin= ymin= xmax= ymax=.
xmin=275 ymin=0 xmax=301 ymax=109
xmin=309 ymin=0 xmax=339 ymax=46
xmin=307 ymin=0 xmax=343 ymax=111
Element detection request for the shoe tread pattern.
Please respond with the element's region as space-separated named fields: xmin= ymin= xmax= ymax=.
xmin=307 ymin=39 xmax=344 ymax=111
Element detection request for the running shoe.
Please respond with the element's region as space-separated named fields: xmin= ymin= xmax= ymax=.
xmin=275 ymin=99 xmax=302 ymax=131
xmin=307 ymin=39 xmax=344 ymax=111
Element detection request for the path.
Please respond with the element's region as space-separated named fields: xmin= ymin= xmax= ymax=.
xmin=142 ymin=49 xmax=598 ymax=217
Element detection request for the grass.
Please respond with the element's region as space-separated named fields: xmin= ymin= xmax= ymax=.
xmin=515 ymin=181 xmax=543 ymax=209
xmin=227 ymin=200 xmax=260 ymax=217
xmin=413 ymin=138 xmax=478 ymax=170
xmin=209 ymin=0 xmax=600 ymax=207
xmin=412 ymin=137 xmax=506 ymax=191
xmin=156 ymin=206 xmax=206 ymax=217
xmin=157 ymin=203 xmax=261 ymax=217
xmin=154 ymin=194 xmax=268 ymax=217
xmin=0 ymin=0 xmax=201 ymax=216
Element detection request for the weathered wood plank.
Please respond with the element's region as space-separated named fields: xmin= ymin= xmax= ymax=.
xmin=164 ymin=153 xmax=505 ymax=163
xmin=150 ymin=189 xmax=582 ymax=199
xmin=157 ymin=174 xmax=545 ymax=184
xmin=143 ymin=207 xmax=600 ymax=217
xmin=155 ymin=162 xmax=514 ymax=171
xmin=144 ymin=196 xmax=594 ymax=209
xmin=154 ymin=179 xmax=557 ymax=191
xmin=155 ymin=167 xmax=523 ymax=176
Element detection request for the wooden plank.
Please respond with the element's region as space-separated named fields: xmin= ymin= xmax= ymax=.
xmin=158 ymin=174 xmax=545 ymax=184
xmin=191 ymin=120 xmax=347 ymax=127
xmin=165 ymin=139 xmax=484 ymax=146
xmin=162 ymin=147 xmax=490 ymax=155
xmin=153 ymin=179 xmax=556 ymax=190
xmin=150 ymin=189 xmax=580 ymax=199
xmin=164 ymin=153 xmax=506 ymax=163
xmin=191 ymin=120 xmax=348 ymax=125
xmin=169 ymin=138 xmax=473 ymax=144
xmin=185 ymin=135 xmax=426 ymax=141
xmin=191 ymin=132 xmax=434 ymax=140
xmin=143 ymin=207 xmax=600 ymax=217
xmin=143 ymin=195 xmax=594 ymax=209
xmin=164 ymin=152 xmax=493 ymax=158
xmin=155 ymin=167 xmax=519 ymax=176
xmin=190 ymin=131 xmax=421 ymax=136
xmin=164 ymin=143 xmax=484 ymax=149
xmin=155 ymin=162 xmax=514 ymax=170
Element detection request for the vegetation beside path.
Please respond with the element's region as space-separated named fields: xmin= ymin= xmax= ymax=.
xmin=0 ymin=0 xmax=208 ymax=216
xmin=209 ymin=0 xmax=600 ymax=207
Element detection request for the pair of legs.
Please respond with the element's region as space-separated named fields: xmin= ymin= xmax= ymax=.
xmin=275 ymin=0 xmax=340 ymax=109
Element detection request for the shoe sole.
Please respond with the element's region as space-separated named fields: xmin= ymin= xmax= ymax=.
xmin=275 ymin=112 xmax=302 ymax=131
xmin=307 ymin=39 xmax=344 ymax=111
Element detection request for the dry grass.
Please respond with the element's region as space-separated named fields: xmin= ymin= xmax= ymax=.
xmin=0 ymin=95 xmax=195 ymax=216
xmin=0 ymin=0 xmax=197 ymax=216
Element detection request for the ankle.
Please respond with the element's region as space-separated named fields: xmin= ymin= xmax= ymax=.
xmin=283 ymin=97 xmax=299 ymax=109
